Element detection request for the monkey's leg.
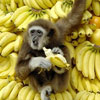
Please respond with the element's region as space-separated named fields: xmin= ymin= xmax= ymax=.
xmin=40 ymin=85 xmax=52 ymax=100
xmin=29 ymin=57 xmax=52 ymax=71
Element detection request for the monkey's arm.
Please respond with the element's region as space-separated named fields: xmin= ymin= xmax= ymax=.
xmin=56 ymin=0 xmax=86 ymax=34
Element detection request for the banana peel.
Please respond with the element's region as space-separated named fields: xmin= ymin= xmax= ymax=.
xmin=43 ymin=47 xmax=70 ymax=70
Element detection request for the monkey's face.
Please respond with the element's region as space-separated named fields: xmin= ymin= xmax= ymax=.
xmin=28 ymin=26 xmax=49 ymax=50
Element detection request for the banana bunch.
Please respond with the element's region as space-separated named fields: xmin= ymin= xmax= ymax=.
xmin=49 ymin=0 xmax=73 ymax=22
xmin=75 ymin=41 xmax=100 ymax=80
xmin=10 ymin=6 xmax=50 ymax=31
xmin=43 ymin=47 xmax=70 ymax=69
xmin=23 ymin=0 xmax=58 ymax=10
xmin=65 ymin=24 xmax=93 ymax=47
xmin=92 ymin=0 xmax=100 ymax=16
xmin=75 ymin=90 xmax=100 ymax=100
xmin=86 ymin=0 xmax=93 ymax=10
xmin=0 ymin=53 xmax=17 ymax=78
xmin=0 ymin=79 xmax=23 ymax=100
xmin=0 ymin=32 xmax=23 ymax=57
xmin=71 ymin=67 xmax=100 ymax=93
xmin=0 ymin=0 xmax=24 ymax=13
xmin=0 ymin=10 xmax=15 ymax=32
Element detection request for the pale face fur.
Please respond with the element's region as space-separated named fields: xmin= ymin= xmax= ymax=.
xmin=28 ymin=26 xmax=49 ymax=50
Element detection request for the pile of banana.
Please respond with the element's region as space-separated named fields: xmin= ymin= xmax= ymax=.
xmin=1 ymin=0 xmax=100 ymax=100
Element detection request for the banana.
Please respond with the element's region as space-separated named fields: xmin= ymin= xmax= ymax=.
xmin=92 ymin=78 xmax=100 ymax=89
xmin=50 ymin=94 xmax=56 ymax=100
xmin=24 ymin=0 xmax=31 ymax=7
xmin=78 ymin=73 xmax=84 ymax=91
xmin=95 ymin=50 xmax=100 ymax=80
xmin=51 ymin=0 xmax=57 ymax=5
xmin=0 ymin=59 xmax=10 ymax=73
xmin=11 ymin=6 xmax=30 ymax=21
xmin=87 ymin=93 xmax=95 ymax=100
xmin=71 ymin=31 xmax=78 ymax=39
xmin=64 ymin=41 xmax=75 ymax=59
xmin=62 ymin=92 xmax=68 ymax=100
xmin=74 ymin=91 xmax=86 ymax=100
xmin=67 ymin=73 xmax=77 ymax=99
xmin=82 ymin=78 xmax=92 ymax=91
xmin=50 ymin=6 xmax=58 ymax=21
xmin=91 ymin=83 xmax=99 ymax=93
xmin=0 ymin=32 xmax=8 ymax=40
xmin=86 ymin=0 xmax=92 ymax=9
xmin=70 ymin=67 xmax=78 ymax=89
xmin=0 ymin=79 xmax=9 ymax=90
xmin=42 ymin=14 xmax=50 ymax=20
xmin=78 ymin=27 xmax=86 ymax=38
xmin=95 ymin=93 xmax=100 ymax=100
xmin=35 ymin=0 xmax=48 ymax=9
xmin=18 ymin=14 xmax=34 ymax=30
xmin=88 ymin=50 xmax=96 ymax=79
xmin=92 ymin=0 xmax=100 ymax=16
xmin=10 ymin=0 xmax=17 ymax=11
xmin=29 ymin=0 xmax=41 ymax=9
xmin=63 ymin=91 xmax=73 ymax=100
xmin=6 ymin=4 xmax=12 ymax=12
xmin=0 ymin=56 xmax=6 ymax=63
xmin=8 ymin=82 xmax=23 ymax=100
xmin=26 ymin=89 xmax=36 ymax=100
xmin=18 ymin=0 xmax=24 ymax=7
xmin=8 ymin=53 xmax=18 ymax=76
xmin=80 ymin=91 xmax=90 ymax=100
xmin=1 ymin=81 xmax=17 ymax=99
xmin=72 ymin=40 xmax=78 ymax=47
xmin=42 ymin=0 xmax=53 ymax=7
xmin=83 ymin=24 xmax=93 ymax=37
xmin=54 ymin=1 xmax=66 ymax=18
xmin=76 ymin=45 xmax=92 ymax=71
xmin=1 ymin=42 xmax=15 ymax=57
xmin=14 ymin=11 xmax=31 ymax=27
xmin=0 ymin=3 xmax=7 ymax=12
xmin=0 ymin=13 xmax=11 ymax=25
xmin=43 ymin=47 xmax=70 ymax=69
xmin=55 ymin=93 xmax=63 ymax=100
xmin=20 ymin=86 xmax=31 ymax=100
xmin=77 ymin=37 xmax=86 ymax=44
xmin=82 ymin=49 xmax=92 ymax=77
xmin=34 ymin=93 xmax=41 ymax=100
xmin=14 ymin=35 xmax=23 ymax=52
xmin=0 ymin=33 xmax=17 ymax=47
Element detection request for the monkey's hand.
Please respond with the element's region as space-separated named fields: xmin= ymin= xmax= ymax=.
xmin=52 ymin=47 xmax=64 ymax=56
xmin=29 ymin=57 xmax=52 ymax=72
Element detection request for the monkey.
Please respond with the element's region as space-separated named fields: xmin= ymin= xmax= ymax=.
xmin=15 ymin=0 xmax=86 ymax=100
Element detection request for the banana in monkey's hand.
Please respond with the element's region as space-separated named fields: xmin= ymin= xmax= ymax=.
xmin=43 ymin=47 xmax=70 ymax=70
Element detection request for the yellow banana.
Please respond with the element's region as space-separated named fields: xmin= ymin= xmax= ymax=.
xmin=50 ymin=94 xmax=56 ymax=100
xmin=87 ymin=93 xmax=95 ymax=100
xmin=42 ymin=0 xmax=53 ymax=7
xmin=2 ymin=81 xmax=17 ymax=99
xmin=8 ymin=53 xmax=18 ymax=76
xmin=14 ymin=35 xmax=23 ymax=52
xmin=88 ymin=50 xmax=96 ymax=79
xmin=63 ymin=91 xmax=73 ymax=100
xmin=71 ymin=31 xmax=78 ymax=39
xmin=91 ymin=83 xmax=99 ymax=93
xmin=64 ymin=41 xmax=75 ymax=59
xmin=26 ymin=89 xmax=36 ymax=100
xmin=86 ymin=0 xmax=92 ymax=9
xmin=0 ymin=33 xmax=17 ymax=47
xmin=77 ymin=37 xmax=86 ymax=44
xmin=11 ymin=6 xmax=30 ymax=21
xmin=82 ymin=49 xmax=92 ymax=77
xmin=95 ymin=50 xmax=100 ymax=80
xmin=1 ymin=42 xmax=15 ymax=57
xmin=54 ymin=1 xmax=66 ymax=18
xmin=92 ymin=0 xmax=100 ymax=16
xmin=6 ymin=4 xmax=12 ymax=12
xmin=78 ymin=27 xmax=86 ymax=38
xmin=95 ymin=93 xmax=100 ymax=100
xmin=10 ymin=0 xmax=17 ymax=11
xmin=8 ymin=82 xmax=23 ymax=100
xmin=65 ymin=35 xmax=72 ymax=42
xmin=55 ymin=93 xmax=63 ymax=100
xmin=34 ymin=93 xmax=41 ymax=100
xmin=71 ymin=40 xmax=78 ymax=47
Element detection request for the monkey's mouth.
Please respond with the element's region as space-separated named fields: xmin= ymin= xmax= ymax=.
xmin=32 ymin=40 xmax=38 ymax=46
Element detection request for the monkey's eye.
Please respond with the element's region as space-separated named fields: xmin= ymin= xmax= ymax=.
xmin=37 ymin=30 xmax=43 ymax=36
xmin=30 ymin=30 xmax=35 ymax=34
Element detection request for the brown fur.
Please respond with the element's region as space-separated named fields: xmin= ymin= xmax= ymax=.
xmin=15 ymin=0 xmax=86 ymax=94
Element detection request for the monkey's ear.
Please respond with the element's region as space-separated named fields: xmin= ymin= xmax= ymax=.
xmin=48 ymin=29 xmax=55 ymax=37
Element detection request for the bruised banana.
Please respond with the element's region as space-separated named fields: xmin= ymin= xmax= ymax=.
xmin=43 ymin=47 xmax=70 ymax=69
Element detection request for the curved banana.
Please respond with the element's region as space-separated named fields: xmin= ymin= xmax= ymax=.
xmin=34 ymin=93 xmax=41 ymax=100
xmin=78 ymin=27 xmax=86 ymax=38
xmin=50 ymin=94 xmax=56 ymax=100
xmin=87 ymin=93 xmax=95 ymax=100
xmin=55 ymin=93 xmax=63 ymax=100
xmin=95 ymin=93 xmax=100 ymax=100
xmin=42 ymin=0 xmax=53 ymax=7
xmin=86 ymin=0 xmax=92 ymax=9
xmin=10 ymin=0 xmax=17 ymax=11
